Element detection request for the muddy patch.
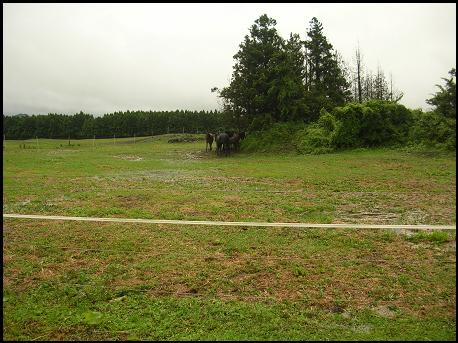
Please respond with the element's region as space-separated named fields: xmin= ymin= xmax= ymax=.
xmin=334 ymin=192 xmax=401 ymax=224
xmin=395 ymin=228 xmax=416 ymax=237
xmin=335 ymin=206 xmax=400 ymax=224
xmin=444 ymin=240 xmax=456 ymax=252
xmin=373 ymin=305 xmax=396 ymax=318
xmin=47 ymin=150 xmax=80 ymax=155
xmin=168 ymin=137 xmax=202 ymax=143
xmin=401 ymin=209 xmax=429 ymax=224
xmin=45 ymin=195 xmax=71 ymax=207
xmin=3 ymin=199 xmax=32 ymax=212
xmin=113 ymin=155 xmax=143 ymax=161
xmin=352 ymin=324 xmax=373 ymax=333
xmin=184 ymin=151 xmax=207 ymax=160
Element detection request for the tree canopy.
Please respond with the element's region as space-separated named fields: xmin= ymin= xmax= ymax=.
xmin=426 ymin=68 xmax=456 ymax=118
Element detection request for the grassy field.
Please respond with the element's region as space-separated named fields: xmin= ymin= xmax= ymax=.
xmin=3 ymin=134 xmax=456 ymax=340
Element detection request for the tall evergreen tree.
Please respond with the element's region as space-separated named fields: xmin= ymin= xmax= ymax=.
xmin=303 ymin=17 xmax=351 ymax=120
xmin=271 ymin=33 xmax=308 ymax=122
xmin=219 ymin=14 xmax=283 ymax=125
xmin=218 ymin=14 xmax=307 ymax=130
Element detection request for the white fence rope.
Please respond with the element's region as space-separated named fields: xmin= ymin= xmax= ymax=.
xmin=3 ymin=213 xmax=456 ymax=230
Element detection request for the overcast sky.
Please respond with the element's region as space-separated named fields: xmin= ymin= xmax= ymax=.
xmin=3 ymin=3 xmax=456 ymax=116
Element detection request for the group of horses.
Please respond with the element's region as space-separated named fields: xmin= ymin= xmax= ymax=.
xmin=205 ymin=131 xmax=246 ymax=156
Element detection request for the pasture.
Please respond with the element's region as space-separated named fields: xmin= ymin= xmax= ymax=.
xmin=2 ymin=134 xmax=456 ymax=340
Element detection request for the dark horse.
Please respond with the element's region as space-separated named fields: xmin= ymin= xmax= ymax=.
xmin=216 ymin=132 xmax=230 ymax=156
xmin=228 ymin=131 xmax=246 ymax=153
xmin=205 ymin=133 xmax=214 ymax=152
xmin=229 ymin=132 xmax=241 ymax=152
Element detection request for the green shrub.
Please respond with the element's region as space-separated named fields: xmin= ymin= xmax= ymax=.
xmin=294 ymin=125 xmax=333 ymax=154
xmin=408 ymin=110 xmax=456 ymax=150
xmin=330 ymin=101 xmax=413 ymax=148
xmin=242 ymin=122 xmax=304 ymax=153
xmin=241 ymin=100 xmax=455 ymax=155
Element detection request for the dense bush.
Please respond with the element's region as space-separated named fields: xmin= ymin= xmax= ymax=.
xmin=294 ymin=111 xmax=334 ymax=154
xmin=408 ymin=110 xmax=456 ymax=150
xmin=242 ymin=122 xmax=305 ymax=153
xmin=243 ymin=101 xmax=416 ymax=154
xmin=327 ymin=101 xmax=413 ymax=148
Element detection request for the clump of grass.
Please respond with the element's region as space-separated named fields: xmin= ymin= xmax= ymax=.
xmin=406 ymin=231 xmax=450 ymax=244
xmin=292 ymin=264 xmax=307 ymax=277
xmin=380 ymin=231 xmax=396 ymax=243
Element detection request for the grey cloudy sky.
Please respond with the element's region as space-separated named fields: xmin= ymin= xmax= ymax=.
xmin=3 ymin=3 xmax=456 ymax=115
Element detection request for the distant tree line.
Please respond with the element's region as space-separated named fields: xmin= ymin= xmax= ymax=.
xmin=3 ymin=110 xmax=230 ymax=140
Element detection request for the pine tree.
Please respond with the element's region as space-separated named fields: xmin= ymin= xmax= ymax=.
xmin=273 ymin=33 xmax=308 ymax=122
xmin=218 ymin=14 xmax=307 ymax=130
xmin=303 ymin=17 xmax=351 ymax=120
xmin=218 ymin=15 xmax=282 ymax=126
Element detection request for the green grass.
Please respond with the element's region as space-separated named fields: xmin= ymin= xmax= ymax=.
xmin=2 ymin=134 xmax=456 ymax=340
xmin=406 ymin=231 xmax=451 ymax=244
xmin=3 ymin=135 xmax=456 ymax=225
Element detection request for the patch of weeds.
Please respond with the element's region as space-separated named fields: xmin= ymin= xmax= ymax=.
xmin=82 ymin=311 xmax=104 ymax=325
xmin=329 ymin=303 xmax=345 ymax=314
xmin=244 ymin=260 xmax=262 ymax=274
xmin=223 ymin=246 xmax=241 ymax=256
xmin=115 ymin=285 xmax=153 ymax=296
xmin=397 ymin=274 xmax=412 ymax=287
xmin=406 ymin=231 xmax=450 ymax=244
xmin=300 ymin=205 xmax=335 ymax=223
xmin=210 ymin=239 xmax=223 ymax=246
xmin=292 ymin=264 xmax=307 ymax=277
xmin=380 ymin=231 xmax=396 ymax=243
xmin=281 ymin=204 xmax=305 ymax=215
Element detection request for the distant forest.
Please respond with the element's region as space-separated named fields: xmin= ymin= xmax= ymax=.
xmin=3 ymin=15 xmax=455 ymax=151
xmin=3 ymin=110 xmax=228 ymax=140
